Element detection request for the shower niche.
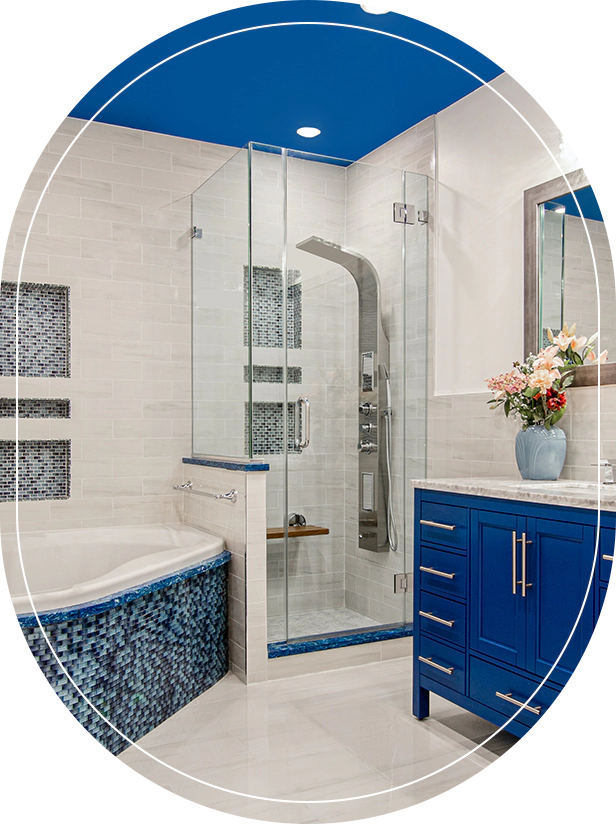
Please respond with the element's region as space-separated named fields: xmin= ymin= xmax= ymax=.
xmin=191 ymin=143 xmax=429 ymax=648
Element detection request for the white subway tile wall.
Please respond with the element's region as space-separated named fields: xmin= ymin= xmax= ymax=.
xmin=1 ymin=117 xmax=237 ymax=533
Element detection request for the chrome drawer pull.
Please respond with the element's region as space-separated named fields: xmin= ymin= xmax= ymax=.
xmin=420 ymin=519 xmax=456 ymax=531
xmin=419 ymin=610 xmax=454 ymax=627
xmin=495 ymin=691 xmax=541 ymax=716
xmin=419 ymin=565 xmax=455 ymax=580
xmin=418 ymin=655 xmax=454 ymax=675
xmin=603 ymin=554 xmax=614 ymax=562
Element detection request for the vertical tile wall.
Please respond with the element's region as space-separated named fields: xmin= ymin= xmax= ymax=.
xmin=0 ymin=117 xmax=237 ymax=533
xmin=341 ymin=120 xmax=434 ymax=624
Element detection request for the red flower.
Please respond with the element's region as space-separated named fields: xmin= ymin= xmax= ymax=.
xmin=546 ymin=389 xmax=567 ymax=411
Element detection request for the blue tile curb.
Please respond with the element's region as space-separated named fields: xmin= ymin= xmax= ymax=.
xmin=183 ymin=457 xmax=270 ymax=471
xmin=268 ymin=623 xmax=413 ymax=658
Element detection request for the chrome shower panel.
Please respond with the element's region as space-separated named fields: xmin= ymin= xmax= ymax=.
xmin=296 ymin=236 xmax=390 ymax=552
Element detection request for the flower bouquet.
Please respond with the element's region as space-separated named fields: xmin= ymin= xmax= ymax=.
xmin=485 ymin=323 xmax=607 ymax=430
xmin=485 ymin=323 xmax=607 ymax=479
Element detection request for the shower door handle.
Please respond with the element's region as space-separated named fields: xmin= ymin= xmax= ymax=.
xmin=296 ymin=397 xmax=310 ymax=449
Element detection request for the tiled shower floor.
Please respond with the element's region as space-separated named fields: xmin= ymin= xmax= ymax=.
xmin=267 ymin=607 xmax=380 ymax=642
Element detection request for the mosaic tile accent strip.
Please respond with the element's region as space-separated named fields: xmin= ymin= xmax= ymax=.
xmin=245 ymin=401 xmax=300 ymax=455
xmin=21 ymin=558 xmax=229 ymax=754
xmin=267 ymin=623 xmax=414 ymax=658
xmin=243 ymin=266 xmax=302 ymax=349
xmin=0 ymin=439 xmax=71 ymax=502
xmin=0 ymin=282 xmax=70 ymax=377
xmin=18 ymin=550 xmax=231 ymax=628
xmin=243 ymin=365 xmax=302 ymax=384
xmin=0 ymin=398 xmax=71 ymax=418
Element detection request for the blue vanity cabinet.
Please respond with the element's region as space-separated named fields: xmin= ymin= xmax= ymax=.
xmin=599 ymin=525 xmax=615 ymax=615
xmin=414 ymin=488 xmax=608 ymax=737
xmin=471 ymin=511 xmax=595 ymax=686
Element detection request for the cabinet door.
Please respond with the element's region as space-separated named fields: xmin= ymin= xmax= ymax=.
xmin=526 ymin=517 xmax=595 ymax=685
xmin=470 ymin=510 xmax=527 ymax=667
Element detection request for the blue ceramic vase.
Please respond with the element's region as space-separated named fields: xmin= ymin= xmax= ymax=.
xmin=515 ymin=424 xmax=566 ymax=480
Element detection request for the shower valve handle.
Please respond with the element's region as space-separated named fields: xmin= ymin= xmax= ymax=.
xmin=359 ymin=403 xmax=377 ymax=416
xmin=358 ymin=440 xmax=377 ymax=454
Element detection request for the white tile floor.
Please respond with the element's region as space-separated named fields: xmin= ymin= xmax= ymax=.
xmin=119 ymin=656 xmax=517 ymax=822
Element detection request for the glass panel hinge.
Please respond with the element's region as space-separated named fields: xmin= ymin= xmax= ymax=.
xmin=393 ymin=203 xmax=428 ymax=225
xmin=191 ymin=226 xmax=203 ymax=239
xmin=394 ymin=573 xmax=411 ymax=593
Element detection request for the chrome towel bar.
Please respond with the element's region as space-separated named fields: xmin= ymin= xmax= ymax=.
xmin=173 ymin=481 xmax=237 ymax=503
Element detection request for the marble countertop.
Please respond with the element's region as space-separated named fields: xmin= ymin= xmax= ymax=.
xmin=411 ymin=477 xmax=616 ymax=511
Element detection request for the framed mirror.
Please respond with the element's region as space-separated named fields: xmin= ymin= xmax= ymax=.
xmin=524 ymin=169 xmax=615 ymax=385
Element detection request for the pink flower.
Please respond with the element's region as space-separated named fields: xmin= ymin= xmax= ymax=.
xmin=534 ymin=346 xmax=564 ymax=370
xmin=587 ymin=349 xmax=609 ymax=364
xmin=486 ymin=369 xmax=528 ymax=396
xmin=528 ymin=368 xmax=559 ymax=393
xmin=552 ymin=331 xmax=575 ymax=351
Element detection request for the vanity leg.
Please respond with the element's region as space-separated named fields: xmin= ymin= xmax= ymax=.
xmin=413 ymin=683 xmax=430 ymax=719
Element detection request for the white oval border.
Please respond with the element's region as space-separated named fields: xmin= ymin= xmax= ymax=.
xmin=15 ymin=16 xmax=601 ymax=805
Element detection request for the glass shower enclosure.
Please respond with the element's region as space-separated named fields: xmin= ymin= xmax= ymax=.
xmin=192 ymin=143 xmax=429 ymax=646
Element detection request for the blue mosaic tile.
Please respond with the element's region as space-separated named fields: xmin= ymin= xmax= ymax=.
xmin=0 ymin=282 xmax=70 ymax=377
xmin=243 ymin=266 xmax=302 ymax=350
xmin=182 ymin=457 xmax=270 ymax=471
xmin=243 ymin=365 xmax=302 ymax=384
xmin=18 ymin=550 xmax=231 ymax=628
xmin=0 ymin=398 xmax=71 ymax=418
xmin=0 ymin=439 xmax=71 ymax=502
xmin=267 ymin=624 xmax=414 ymax=658
xmin=20 ymin=555 xmax=229 ymax=755
xmin=246 ymin=401 xmax=301 ymax=455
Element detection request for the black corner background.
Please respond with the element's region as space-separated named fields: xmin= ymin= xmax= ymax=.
xmin=2 ymin=2 xmax=616 ymax=820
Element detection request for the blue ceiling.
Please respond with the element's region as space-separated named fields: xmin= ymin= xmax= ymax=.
xmin=70 ymin=1 xmax=503 ymax=161
xmin=551 ymin=187 xmax=604 ymax=223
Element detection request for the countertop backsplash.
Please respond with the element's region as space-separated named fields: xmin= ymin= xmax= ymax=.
xmin=426 ymin=385 xmax=616 ymax=482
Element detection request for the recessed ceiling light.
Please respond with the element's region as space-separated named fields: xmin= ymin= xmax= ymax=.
xmin=360 ymin=5 xmax=390 ymax=13
xmin=296 ymin=127 xmax=321 ymax=138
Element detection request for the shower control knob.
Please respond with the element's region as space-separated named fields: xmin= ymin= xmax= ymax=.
xmin=359 ymin=403 xmax=377 ymax=416
xmin=360 ymin=423 xmax=376 ymax=434
xmin=357 ymin=440 xmax=377 ymax=454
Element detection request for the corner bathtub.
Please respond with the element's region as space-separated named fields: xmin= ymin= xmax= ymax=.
xmin=4 ymin=523 xmax=230 ymax=755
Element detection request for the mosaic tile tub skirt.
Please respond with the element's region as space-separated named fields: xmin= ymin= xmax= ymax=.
xmin=19 ymin=554 xmax=229 ymax=755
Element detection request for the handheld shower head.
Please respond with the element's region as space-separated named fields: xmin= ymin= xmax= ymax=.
xmin=380 ymin=363 xmax=392 ymax=411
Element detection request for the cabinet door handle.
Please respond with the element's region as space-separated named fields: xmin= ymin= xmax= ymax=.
xmin=512 ymin=531 xmax=533 ymax=597
xmin=418 ymin=655 xmax=454 ymax=675
xmin=603 ymin=554 xmax=614 ymax=562
xmin=420 ymin=519 xmax=456 ymax=531
xmin=419 ymin=610 xmax=455 ymax=627
xmin=419 ymin=565 xmax=455 ymax=580
xmin=495 ymin=691 xmax=542 ymax=716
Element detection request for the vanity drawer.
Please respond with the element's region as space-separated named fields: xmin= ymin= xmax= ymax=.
xmin=419 ymin=545 xmax=467 ymax=600
xmin=417 ymin=637 xmax=465 ymax=694
xmin=420 ymin=501 xmax=468 ymax=550
xmin=599 ymin=528 xmax=614 ymax=584
xmin=418 ymin=590 xmax=466 ymax=648
xmin=469 ymin=656 xmax=560 ymax=729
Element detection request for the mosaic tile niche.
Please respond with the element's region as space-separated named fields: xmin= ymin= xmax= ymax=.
xmin=246 ymin=402 xmax=301 ymax=455
xmin=0 ymin=398 xmax=71 ymax=418
xmin=243 ymin=365 xmax=302 ymax=384
xmin=0 ymin=440 xmax=71 ymax=502
xmin=243 ymin=266 xmax=302 ymax=349
xmin=0 ymin=282 xmax=70 ymax=377
xmin=20 ymin=554 xmax=229 ymax=755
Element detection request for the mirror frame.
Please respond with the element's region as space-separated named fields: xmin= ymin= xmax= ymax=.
xmin=524 ymin=168 xmax=616 ymax=386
